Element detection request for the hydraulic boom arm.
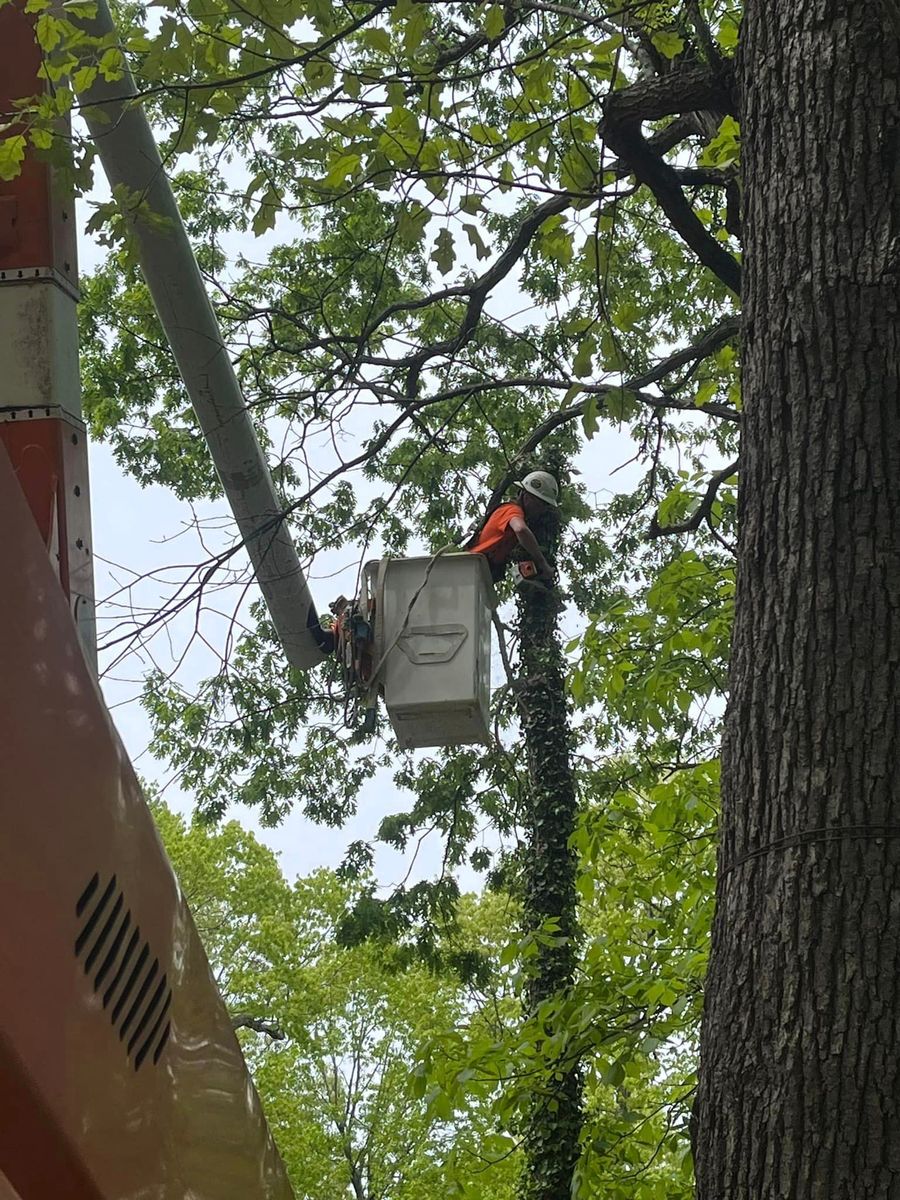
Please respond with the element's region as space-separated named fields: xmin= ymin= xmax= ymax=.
xmin=78 ymin=1 xmax=325 ymax=671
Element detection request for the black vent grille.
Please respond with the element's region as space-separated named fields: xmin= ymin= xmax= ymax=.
xmin=75 ymin=873 xmax=172 ymax=1070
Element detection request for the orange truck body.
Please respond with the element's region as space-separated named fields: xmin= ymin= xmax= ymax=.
xmin=0 ymin=3 xmax=297 ymax=1195
xmin=0 ymin=445 xmax=296 ymax=1198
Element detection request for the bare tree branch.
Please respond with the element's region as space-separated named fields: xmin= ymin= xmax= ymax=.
xmin=648 ymin=459 xmax=739 ymax=539
xmin=486 ymin=315 xmax=740 ymax=508
xmin=231 ymin=1013 xmax=286 ymax=1040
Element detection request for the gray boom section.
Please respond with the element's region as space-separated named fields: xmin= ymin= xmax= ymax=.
xmin=79 ymin=4 xmax=323 ymax=671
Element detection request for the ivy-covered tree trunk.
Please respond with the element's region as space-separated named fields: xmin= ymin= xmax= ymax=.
xmin=516 ymin=507 xmax=583 ymax=1200
xmin=695 ymin=3 xmax=900 ymax=1196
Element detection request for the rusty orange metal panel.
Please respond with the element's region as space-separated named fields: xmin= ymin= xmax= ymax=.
xmin=0 ymin=1038 xmax=102 ymax=1200
xmin=0 ymin=415 xmax=65 ymax=563
xmin=0 ymin=445 xmax=295 ymax=1199
xmin=0 ymin=2 xmax=78 ymax=283
xmin=0 ymin=412 xmax=94 ymax=615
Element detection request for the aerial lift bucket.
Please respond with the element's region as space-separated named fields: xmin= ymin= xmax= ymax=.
xmin=365 ymin=553 xmax=495 ymax=750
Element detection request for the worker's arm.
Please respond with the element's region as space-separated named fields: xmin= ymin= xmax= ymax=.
xmin=509 ymin=516 xmax=553 ymax=579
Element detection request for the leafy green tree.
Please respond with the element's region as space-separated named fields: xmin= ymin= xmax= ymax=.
xmin=418 ymin=754 xmax=716 ymax=1200
xmin=154 ymin=788 xmax=712 ymax=1199
xmin=153 ymin=800 xmax=522 ymax=1200
xmin=58 ymin=2 xmax=740 ymax=943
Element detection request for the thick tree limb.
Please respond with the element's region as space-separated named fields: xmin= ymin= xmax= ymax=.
xmin=648 ymin=458 xmax=739 ymax=539
xmin=644 ymin=114 xmax=701 ymax=158
xmin=599 ymin=65 xmax=741 ymax=296
xmin=675 ymin=166 xmax=736 ymax=186
xmin=231 ymin=1013 xmax=286 ymax=1040
xmin=604 ymin=63 xmax=737 ymax=125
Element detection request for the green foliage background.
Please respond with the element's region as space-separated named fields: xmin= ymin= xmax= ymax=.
xmin=156 ymin=791 xmax=712 ymax=1198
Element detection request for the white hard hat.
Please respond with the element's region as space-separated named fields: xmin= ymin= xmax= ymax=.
xmin=515 ymin=470 xmax=560 ymax=508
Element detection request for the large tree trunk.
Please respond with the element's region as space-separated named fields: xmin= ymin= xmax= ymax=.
xmin=694 ymin=3 xmax=900 ymax=1196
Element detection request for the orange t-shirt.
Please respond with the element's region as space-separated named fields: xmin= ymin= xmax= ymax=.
xmin=468 ymin=502 xmax=524 ymax=572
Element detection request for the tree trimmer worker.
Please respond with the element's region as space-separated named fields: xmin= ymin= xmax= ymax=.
xmin=465 ymin=471 xmax=559 ymax=584
xmin=306 ymin=595 xmax=350 ymax=655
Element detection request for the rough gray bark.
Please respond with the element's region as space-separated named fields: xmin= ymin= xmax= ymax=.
xmin=694 ymin=2 xmax=900 ymax=1196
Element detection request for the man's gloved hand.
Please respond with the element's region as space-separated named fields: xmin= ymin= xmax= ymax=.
xmin=518 ymin=559 xmax=555 ymax=584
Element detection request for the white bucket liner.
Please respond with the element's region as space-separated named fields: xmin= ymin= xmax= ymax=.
xmin=367 ymin=554 xmax=495 ymax=750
